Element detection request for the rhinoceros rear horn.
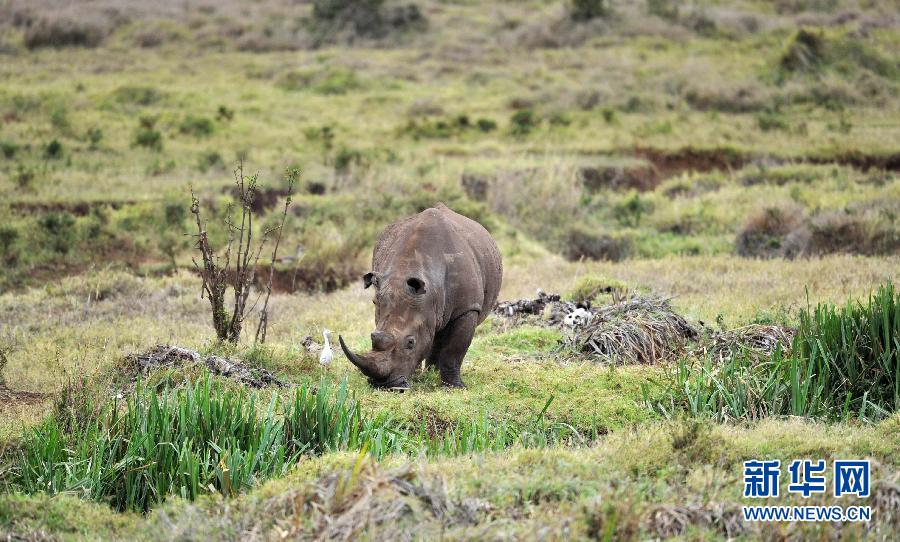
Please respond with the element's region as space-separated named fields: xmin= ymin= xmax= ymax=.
xmin=339 ymin=335 xmax=386 ymax=379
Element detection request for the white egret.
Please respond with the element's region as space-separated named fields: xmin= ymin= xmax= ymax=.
xmin=319 ymin=329 xmax=333 ymax=367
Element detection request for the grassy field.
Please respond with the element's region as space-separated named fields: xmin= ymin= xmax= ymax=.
xmin=1 ymin=0 xmax=899 ymax=540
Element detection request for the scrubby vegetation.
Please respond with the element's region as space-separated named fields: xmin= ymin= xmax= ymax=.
xmin=1 ymin=0 xmax=899 ymax=539
xmin=653 ymin=282 xmax=899 ymax=422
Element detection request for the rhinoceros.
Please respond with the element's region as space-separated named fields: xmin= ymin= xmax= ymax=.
xmin=339 ymin=203 xmax=503 ymax=389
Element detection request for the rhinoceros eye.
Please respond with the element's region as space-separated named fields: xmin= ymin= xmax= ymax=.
xmin=406 ymin=277 xmax=426 ymax=295
xmin=405 ymin=336 xmax=416 ymax=350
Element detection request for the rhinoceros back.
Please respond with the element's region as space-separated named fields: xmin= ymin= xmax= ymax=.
xmin=372 ymin=203 xmax=502 ymax=327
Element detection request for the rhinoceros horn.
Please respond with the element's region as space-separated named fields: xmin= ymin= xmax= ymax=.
xmin=339 ymin=335 xmax=388 ymax=380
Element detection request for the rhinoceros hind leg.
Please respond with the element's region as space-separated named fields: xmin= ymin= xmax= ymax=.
xmin=429 ymin=311 xmax=478 ymax=388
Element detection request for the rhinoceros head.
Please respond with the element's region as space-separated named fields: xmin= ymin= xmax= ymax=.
xmin=339 ymin=271 xmax=436 ymax=389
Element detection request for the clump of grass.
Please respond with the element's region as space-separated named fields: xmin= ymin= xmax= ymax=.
xmin=10 ymin=377 xmax=392 ymax=512
xmin=178 ymin=115 xmax=215 ymax=137
xmin=562 ymin=225 xmax=632 ymax=262
xmin=567 ymin=274 xmax=628 ymax=306
xmin=23 ymin=13 xmax=111 ymax=49
xmin=133 ymin=116 xmax=163 ymax=150
xmin=570 ymin=0 xmax=609 ymax=21
xmin=735 ymin=205 xmax=803 ymax=259
xmin=0 ymin=140 xmax=19 ymax=159
xmin=9 ymin=374 xmax=598 ymax=512
xmin=112 ymin=85 xmax=165 ymax=106
xmin=652 ymin=282 xmax=899 ymax=421
xmin=509 ymin=109 xmax=537 ymax=136
xmin=43 ymin=138 xmax=63 ymax=159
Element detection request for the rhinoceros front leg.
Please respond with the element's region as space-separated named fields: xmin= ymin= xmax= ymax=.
xmin=427 ymin=311 xmax=478 ymax=388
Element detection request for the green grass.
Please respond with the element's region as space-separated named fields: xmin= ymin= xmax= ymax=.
xmin=2 ymin=1 xmax=900 ymax=538
xmin=651 ymin=281 xmax=899 ymax=422
xmin=8 ymin=377 xmax=379 ymax=511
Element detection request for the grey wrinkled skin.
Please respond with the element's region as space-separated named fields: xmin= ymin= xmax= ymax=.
xmin=340 ymin=203 xmax=503 ymax=389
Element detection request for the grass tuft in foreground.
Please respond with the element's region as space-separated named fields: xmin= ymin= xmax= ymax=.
xmin=4 ymin=377 xmax=596 ymax=512
xmin=8 ymin=377 xmax=381 ymax=512
xmin=651 ymin=282 xmax=899 ymax=422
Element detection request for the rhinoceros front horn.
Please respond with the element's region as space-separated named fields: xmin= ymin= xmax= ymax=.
xmin=339 ymin=335 xmax=386 ymax=379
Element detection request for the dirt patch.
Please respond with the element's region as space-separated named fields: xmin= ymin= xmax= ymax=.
xmin=624 ymin=148 xmax=899 ymax=189
xmin=126 ymin=345 xmax=284 ymax=388
xmin=0 ymin=385 xmax=47 ymax=408
xmin=254 ymin=265 xmax=360 ymax=294
xmin=578 ymin=165 xmax=659 ymax=192
xmin=634 ymin=147 xmax=750 ymax=184
xmin=818 ymin=151 xmax=900 ymax=172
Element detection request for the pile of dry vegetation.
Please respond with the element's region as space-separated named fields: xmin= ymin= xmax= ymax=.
xmin=126 ymin=344 xmax=284 ymax=388
xmin=494 ymin=287 xmax=796 ymax=366
xmin=701 ymin=324 xmax=795 ymax=363
xmin=568 ymin=296 xmax=699 ymax=365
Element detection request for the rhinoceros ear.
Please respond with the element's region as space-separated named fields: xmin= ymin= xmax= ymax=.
xmin=363 ymin=272 xmax=377 ymax=289
xmin=406 ymin=277 xmax=426 ymax=295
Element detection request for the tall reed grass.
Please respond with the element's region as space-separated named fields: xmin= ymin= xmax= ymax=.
xmin=649 ymin=282 xmax=898 ymax=421
xmin=6 ymin=380 xmax=589 ymax=512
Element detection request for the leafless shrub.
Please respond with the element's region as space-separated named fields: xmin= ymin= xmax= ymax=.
xmin=190 ymin=163 xmax=295 ymax=344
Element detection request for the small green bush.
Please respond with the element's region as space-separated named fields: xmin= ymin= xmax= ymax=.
xmin=133 ymin=118 xmax=163 ymax=150
xmin=23 ymin=14 xmax=110 ymax=49
xmin=570 ymin=0 xmax=609 ymax=21
xmin=0 ymin=140 xmax=18 ymax=159
xmin=333 ymin=145 xmax=364 ymax=172
xmin=44 ymin=138 xmax=63 ymax=159
xmin=567 ymin=274 xmax=629 ymax=306
xmin=15 ymin=165 xmax=36 ymax=189
xmin=112 ymin=85 xmax=164 ymax=106
xmin=197 ymin=150 xmax=224 ymax=172
xmin=562 ymin=225 xmax=632 ymax=261
xmin=216 ymin=105 xmax=235 ymax=121
xmin=86 ymin=127 xmax=103 ymax=148
xmin=0 ymin=226 xmax=19 ymax=257
xmin=509 ymin=109 xmax=537 ymax=136
xmin=50 ymin=104 xmax=69 ymax=130
xmin=476 ymin=117 xmax=497 ymax=132
xmin=780 ymin=28 xmax=827 ymax=73
xmin=39 ymin=212 xmax=77 ymax=254
xmin=612 ymin=192 xmax=652 ymax=227
xmin=178 ymin=115 xmax=215 ymax=137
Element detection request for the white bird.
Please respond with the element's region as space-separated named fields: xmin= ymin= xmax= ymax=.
xmin=319 ymin=329 xmax=333 ymax=367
